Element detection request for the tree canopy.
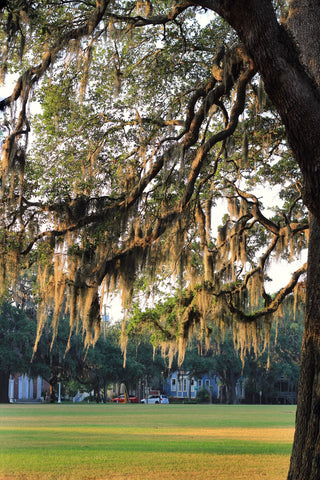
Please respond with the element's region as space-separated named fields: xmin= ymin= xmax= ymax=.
xmin=0 ymin=1 xmax=307 ymax=359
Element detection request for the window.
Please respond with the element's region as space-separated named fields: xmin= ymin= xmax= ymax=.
xmin=205 ymin=379 xmax=210 ymax=388
xmin=171 ymin=378 xmax=176 ymax=391
xmin=183 ymin=378 xmax=187 ymax=392
xmin=198 ymin=379 xmax=202 ymax=388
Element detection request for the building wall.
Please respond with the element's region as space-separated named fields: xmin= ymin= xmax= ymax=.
xmin=165 ymin=371 xmax=245 ymax=402
xmin=9 ymin=374 xmax=50 ymax=402
xmin=165 ymin=371 xmax=219 ymax=399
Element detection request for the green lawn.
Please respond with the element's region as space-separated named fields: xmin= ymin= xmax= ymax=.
xmin=0 ymin=404 xmax=296 ymax=480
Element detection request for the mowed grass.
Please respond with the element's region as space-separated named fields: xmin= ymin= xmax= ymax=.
xmin=0 ymin=403 xmax=296 ymax=480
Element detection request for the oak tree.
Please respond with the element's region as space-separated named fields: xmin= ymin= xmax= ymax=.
xmin=0 ymin=2 xmax=319 ymax=478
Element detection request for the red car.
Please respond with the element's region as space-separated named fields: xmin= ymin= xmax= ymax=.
xmin=112 ymin=394 xmax=139 ymax=403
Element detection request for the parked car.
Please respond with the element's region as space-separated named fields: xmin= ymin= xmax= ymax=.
xmin=141 ymin=394 xmax=169 ymax=404
xmin=112 ymin=394 xmax=139 ymax=403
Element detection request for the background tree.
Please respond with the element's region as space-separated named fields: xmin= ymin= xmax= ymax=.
xmin=210 ymin=330 xmax=243 ymax=404
xmin=83 ymin=325 xmax=125 ymax=402
xmin=0 ymin=302 xmax=35 ymax=403
xmin=181 ymin=333 xmax=241 ymax=404
xmin=244 ymin=300 xmax=304 ymax=404
xmin=1 ymin=2 xmax=320 ymax=478
xmin=31 ymin=316 xmax=85 ymax=402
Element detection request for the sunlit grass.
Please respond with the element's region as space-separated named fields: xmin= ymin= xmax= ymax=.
xmin=0 ymin=404 xmax=295 ymax=480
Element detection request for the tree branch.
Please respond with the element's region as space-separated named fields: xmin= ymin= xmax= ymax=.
xmin=106 ymin=2 xmax=194 ymax=28
xmin=225 ymin=262 xmax=307 ymax=323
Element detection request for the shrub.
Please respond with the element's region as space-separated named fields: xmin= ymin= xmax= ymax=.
xmin=196 ymin=388 xmax=210 ymax=403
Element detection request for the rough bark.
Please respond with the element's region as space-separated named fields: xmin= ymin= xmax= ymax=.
xmin=285 ymin=3 xmax=320 ymax=479
xmin=287 ymin=0 xmax=320 ymax=86
xmin=288 ymin=216 xmax=320 ymax=480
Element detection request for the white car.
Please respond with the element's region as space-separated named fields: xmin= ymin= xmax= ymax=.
xmin=141 ymin=394 xmax=169 ymax=404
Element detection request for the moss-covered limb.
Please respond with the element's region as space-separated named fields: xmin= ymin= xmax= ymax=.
xmin=17 ymin=141 xmax=172 ymax=253
xmin=120 ymin=267 xmax=304 ymax=370
xmin=286 ymin=190 xmax=303 ymax=220
xmin=230 ymin=233 xmax=279 ymax=299
xmin=258 ymin=234 xmax=278 ymax=273
xmin=193 ymin=144 xmax=224 ymax=201
xmin=0 ymin=1 xmax=109 ymax=112
xmin=126 ymin=55 xmax=255 ymax=218
xmin=181 ymin=45 xmax=254 ymax=149
xmin=227 ymin=184 xmax=309 ymax=255
xmin=105 ymin=2 xmax=194 ymax=28
xmin=224 ymin=263 xmax=307 ymax=324
xmin=267 ymin=262 xmax=307 ymax=309
xmin=183 ymin=76 xmax=223 ymax=140
xmin=181 ymin=65 xmax=256 ymax=209
xmin=230 ymin=185 xmax=281 ymax=235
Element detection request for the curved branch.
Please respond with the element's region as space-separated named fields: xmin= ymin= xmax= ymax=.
xmin=106 ymin=2 xmax=194 ymax=28
xmin=232 ymin=183 xmax=309 ymax=237
xmin=226 ymin=263 xmax=307 ymax=323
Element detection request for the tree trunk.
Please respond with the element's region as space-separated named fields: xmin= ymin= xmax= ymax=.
xmin=0 ymin=371 xmax=9 ymax=403
xmin=103 ymin=380 xmax=107 ymax=403
xmin=284 ymin=4 xmax=320 ymax=478
xmin=288 ymin=216 xmax=320 ymax=480
xmin=226 ymin=372 xmax=236 ymax=404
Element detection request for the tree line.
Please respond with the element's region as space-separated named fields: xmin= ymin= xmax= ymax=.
xmin=0 ymin=300 xmax=303 ymax=404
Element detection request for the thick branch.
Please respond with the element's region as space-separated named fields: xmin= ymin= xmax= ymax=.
xmin=106 ymin=2 xmax=194 ymax=27
xmin=226 ymin=263 xmax=307 ymax=323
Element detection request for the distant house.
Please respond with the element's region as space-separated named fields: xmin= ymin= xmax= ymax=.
xmin=164 ymin=371 xmax=219 ymax=400
xmin=272 ymin=375 xmax=298 ymax=404
xmin=164 ymin=370 xmax=245 ymax=403
xmin=8 ymin=374 xmax=50 ymax=402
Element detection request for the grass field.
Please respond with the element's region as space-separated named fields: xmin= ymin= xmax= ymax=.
xmin=0 ymin=403 xmax=296 ymax=480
